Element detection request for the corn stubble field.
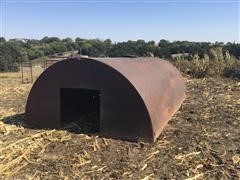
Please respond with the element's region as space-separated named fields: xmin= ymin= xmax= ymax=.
xmin=0 ymin=66 xmax=240 ymax=179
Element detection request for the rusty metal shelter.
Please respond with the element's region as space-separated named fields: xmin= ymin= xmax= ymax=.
xmin=26 ymin=57 xmax=186 ymax=142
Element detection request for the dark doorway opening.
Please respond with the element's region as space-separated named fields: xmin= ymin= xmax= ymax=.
xmin=60 ymin=88 xmax=100 ymax=134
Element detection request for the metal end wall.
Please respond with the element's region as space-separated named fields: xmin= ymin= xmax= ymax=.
xmin=26 ymin=57 xmax=186 ymax=142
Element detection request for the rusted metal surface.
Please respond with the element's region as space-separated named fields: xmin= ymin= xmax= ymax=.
xmin=26 ymin=57 xmax=186 ymax=142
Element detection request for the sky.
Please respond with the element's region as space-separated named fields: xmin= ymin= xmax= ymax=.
xmin=0 ymin=0 xmax=239 ymax=43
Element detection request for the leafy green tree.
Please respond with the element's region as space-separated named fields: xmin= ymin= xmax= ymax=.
xmin=41 ymin=36 xmax=61 ymax=43
xmin=0 ymin=37 xmax=6 ymax=43
xmin=158 ymin=39 xmax=170 ymax=48
xmin=0 ymin=42 xmax=27 ymax=72
xmin=0 ymin=36 xmax=240 ymax=73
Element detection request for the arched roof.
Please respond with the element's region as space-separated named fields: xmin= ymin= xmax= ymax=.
xmin=26 ymin=57 xmax=186 ymax=142
xmin=96 ymin=57 xmax=186 ymax=139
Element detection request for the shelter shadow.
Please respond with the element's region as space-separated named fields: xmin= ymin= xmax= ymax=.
xmin=0 ymin=113 xmax=101 ymax=136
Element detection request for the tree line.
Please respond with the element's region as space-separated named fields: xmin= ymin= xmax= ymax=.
xmin=0 ymin=36 xmax=239 ymax=72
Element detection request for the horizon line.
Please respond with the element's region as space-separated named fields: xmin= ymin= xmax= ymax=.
xmin=1 ymin=36 xmax=239 ymax=44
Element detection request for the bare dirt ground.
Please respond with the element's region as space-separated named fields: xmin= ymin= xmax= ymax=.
xmin=0 ymin=67 xmax=240 ymax=179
